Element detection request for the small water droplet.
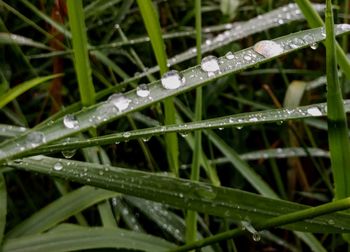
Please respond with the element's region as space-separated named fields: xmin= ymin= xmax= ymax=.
xmin=141 ymin=136 xmax=151 ymax=142
xmin=63 ymin=114 xmax=79 ymax=129
xmin=61 ymin=149 xmax=76 ymax=159
xmin=253 ymin=40 xmax=284 ymax=58
xmin=225 ymin=51 xmax=234 ymax=60
xmin=307 ymin=107 xmax=322 ymax=116
xmin=310 ymin=42 xmax=318 ymax=50
xmin=328 ymin=219 xmax=335 ymax=225
xmin=161 ymin=70 xmax=185 ymax=90
xmin=53 ymin=162 xmax=63 ymax=171
xmin=195 ymin=185 xmax=217 ymax=200
xmin=179 ymin=132 xmax=189 ymax=138
xmin=108 ymin=93 xmax=131 ymax=112
xmin=201 ymin=55 xmax=220 ymax=72
xmin=136 ymin=84 xmax=150 ymax=97
xmin=252 ymin=232 xmax=261 ymax=242
xmin=26 ymin=131 xmax=46 ymax=147
xmin=123 ymin=132 xmax=131 ymax=138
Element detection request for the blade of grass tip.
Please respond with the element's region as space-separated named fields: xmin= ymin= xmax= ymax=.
xmin=295 ymin=0 xmax=350 ymax=80
xmin=326 ymin=0 xmax=350 ymax=201
xmin=67 ymin=0 xmax=95 ymax=107
xmin=136 ymin=0 xmax=179 ymax=176
xmin=0 ymin=74 xmax=63 ymax=109
xmin=186 ymin=0 xmax=202 ymax=245
xmin=0 ymin=173 xmax=6 ymax=245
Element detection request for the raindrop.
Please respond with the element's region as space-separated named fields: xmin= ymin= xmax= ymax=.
xmin=53 ymin=162 xmax=63 ymax=171
xmin=161 ymin=70 xmax=185 ymax=90
xmin=225 ymin=51 xmax=234 ymax=60
xmin=179 ymin=132 xmax=189 ymax=138
xmin=241 ymin=220 xmax=261 ymax=242
xmin=136 ymin=84 xmax=150 ymax=97
xmin=201 ymin=55 xmax=220 ymax=73
xmin=123 ymin=132 xmax=131 ymax=138
xmin=310 ymin=42 xmax=318 ymax=50
xmin=195 ymin=185 xmax=217 ymax=200
xmin=253 ymin=40 xmax=284 ymax=58
xmin=63 ymin=114 xmax=79 ymax=129
xmin=249 ymin=117 xmax=258 ymax=122
xmin=141 ymin=136 xmax=151 ymax=142
xmin=108 ymin=93 xmax=131 ymax=112
xmin=328 ymin=219 xmax=335 ymax=225
xmin=307 ymin=107 xmax=322 ymax=116
xmin=26 ymin=131 xmax=46 ymax=147
xmin=252 ymin=232 xmax=261 ymax=242
xmin=61 ymin=149 xmax=76 ymax=159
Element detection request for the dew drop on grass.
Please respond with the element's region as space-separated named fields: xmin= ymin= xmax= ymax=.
xmin=241 ymin=220 xmax=261 ymax=242
xmin=252 ymin=232 xmax=261 ymax=242
xmin=201 ymin=55 xmax=220 ymax=73
xmin=63 ymin=114 xmax=79 ymax=129
xmin=26 ymin=131 xmax=46 ymax=147
xmin=61 ymin=149 xmax=76 ymax=159
xmin=195 ymin=184 xmax=217 ymax=200
xmin=253 ymin=40 xmax=284 ymax=58
xmin=136 ymin=84 xmax=150 ymax=97
xmin=161 ymin=70 xmax=185 ymax=90
xmin=225 ymin=51 xmax=234 ymax=60
xmin=53 ymin=162 xmax=63 ymax=171
xmin=310 ymin=42 xmax=318 ymax=50
xmin=307 ymin=107 xmax=322 ymax=116
xmin=108 ymin=93 xmax=131 ymax=112
xmin=328 ymin=219 xmax=335 ymax=225
xmin=123 ymin=132 xmax=131 ymax=138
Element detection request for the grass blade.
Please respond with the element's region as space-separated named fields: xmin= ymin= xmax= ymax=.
xmin=6 ymin=186 xmax=117 ymax=238
xmin=0 ymin=173 xmax=6 ymax=245
xmin=0 ymin=74 xmax=63 ymax=109
xmin=325 ymin=0 xmax=350 ymax=224
xmin=66 ymin=0 xmax=95 ymax=106
xmin=136 ymin=0 xmax=179 ymax=175
xmin=6 ymin=156 xmax=350 ymax=234
xmin=3 ymin=225 xmax=175 ymax=252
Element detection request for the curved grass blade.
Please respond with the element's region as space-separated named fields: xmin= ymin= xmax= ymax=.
xmin=6 ymin=156 xmax=350 ymax=234
xmin=6 ymin=186 xmax=117 ymax=238
xmin=30 ymin=101 xmax=345 ymax=156
xmin=0 ymin=173 xmax=6 ymax=245
xmin=0 ymin=74 xmax=63 ymax=109
xmin=3 ymin=226 xmax=175 ymax=252
xmin=0 ymin=26 xmax=349 ymax=163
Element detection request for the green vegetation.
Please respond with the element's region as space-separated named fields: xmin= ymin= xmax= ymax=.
xmin=1 ymin=1 xmax=350 ymax=251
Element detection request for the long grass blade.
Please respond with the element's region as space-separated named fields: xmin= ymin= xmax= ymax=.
xmin=0 ymin=173 xmax=6 ymax=245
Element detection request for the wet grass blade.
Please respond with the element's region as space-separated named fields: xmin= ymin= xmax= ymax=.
xmin=3 ymin=225 xmax=175 ymax=252
xmin=6 ymin=186 xmax=117 ymax=238
xmin=0 ymin=33 xmax=51 ymax=50
xmin=295 ymin=0 xmax=350 ymax=80
xmin=136 ymin=0 xmax=179 ymax=175
xmin=0 ymin=26 xmax=349 ymax=163
xmin=0 ymin=74 xmax=63 ymax=109
xmin=67 ymin=0 xmax=95 ymax=106
xmin=6 ymin=156 xmax=350 ymax=234
xmin=325 ymin=1 xmax=350 ymax=201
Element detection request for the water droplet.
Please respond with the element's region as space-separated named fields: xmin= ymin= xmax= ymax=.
xmin=310 ymin=42 xmax=318 ymax=50
xmin=123 ymin=132 xmax=131 ymax=138
xmin=63 ymin=114 xmax=79 ymax=129
xmin=141 ymin=136 xmax=151 ymax=142
xmin=53 ymin=162 xmax=63 ymax=171
xmin=307 ymin=107 xmax=322 ymax=116
xmin=61 ymin=149 xmax=76 ymax=159
xmin=201 ymin=55 xmax=220 ymax=72
xmin=26 ymin=131 xmax=46 ymax=147
xmin=195 ymin=185 xmax=217 ymax=200
xmin=108 ymin=93 xmax=131 ymax=112
xmin=179 ymin=132 xmax=189 ymax=138
xmin=225 ymin=51 xmax=234 ymax=60
xmin=136 ymin=84 xmax=150 ymax=97
xmin=249 ymin=117 xmax=258 ymax=122
xmin=253 ymin=40 xmax=284 ymax=58
xmin=241 ymin=220 xmax=260 ymax=241
xmin=328 ymin=219 xmax=335 ymax=225
xmin=252 ymin=232 xmax=261 ymax=242
xmin=161 ymin=70 xmax=185 ymax=90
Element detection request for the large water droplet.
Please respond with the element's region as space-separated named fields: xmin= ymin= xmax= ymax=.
xmin=63 ymin=114 xmax=79 ymax=129
xmin=26 ymin=131 xmax=46 ymax=147
xmin=161 ymin=70 xmax=185 ymax=90
xmin=108 ymin=93 xmax=131 ymax=112
xmin=201 ymin=55 xmax=220 ymax=72
xmin=310 ymin=42 xmax=318 ymax=50
xmin=307 ymin=107 xmax=322 ymax=116
xmin=136 ymin=84 xmax=150 ymax=97
xmin=253 ymin=40 xmax=284 ymax=58
xmin=53 ymin=162 xmax=63 ymax=171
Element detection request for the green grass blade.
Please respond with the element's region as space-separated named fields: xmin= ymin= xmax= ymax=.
xmin=0 ymin=33 xmax=51 ymax=50
xmin=295 ymin=0 xmax=350 ymax=80
xmin=6 ymin=186 xmax=117 ymax=238
xmin=0 ymin=74 xmax=63 ymax=109
xmin=67 ymin=0 xmax=95 ymax=107
xmin=0 ymin=173 xmax=6 ymax=245
xmin=3 ymin=226 xmax=175 ymax=252
xmin=325 ymin=1 xmax=350 ymax=201
xmin=0 ymin=26 xmax=349 ymax=163
xmin=6 ymin=156 xmax=350 ymax=234
xmin=136 ymin=0 xmax=179 ymax=175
